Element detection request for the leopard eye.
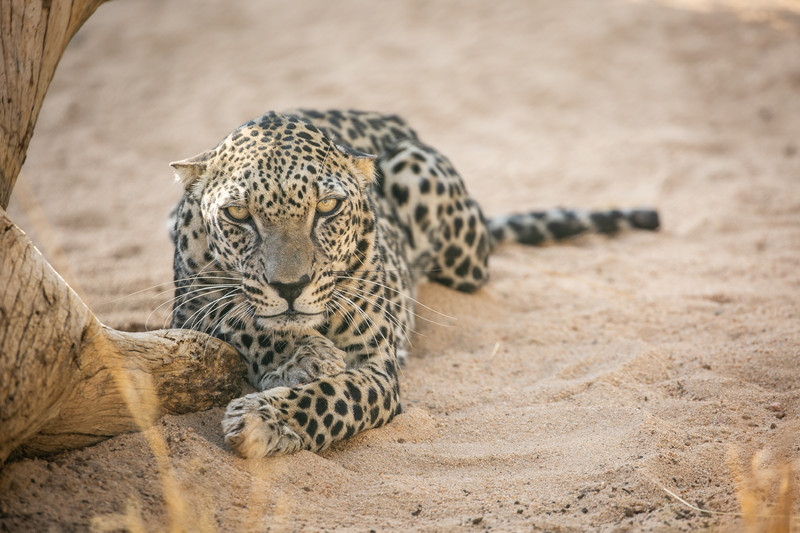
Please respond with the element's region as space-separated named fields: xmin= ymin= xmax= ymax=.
xmin=316 ymin=197 xmax=341 ymax=216
xmin=225 ymin=205 xmax=251 ymax=221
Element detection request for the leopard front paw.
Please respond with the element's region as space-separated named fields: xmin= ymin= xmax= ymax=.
xmin=222 ymin=391 xmax=304 ymax=458
xmin=259 ymin=337 xmax=347 ymax=389
xmin=291 ymin=339 xmax=347 ymax=382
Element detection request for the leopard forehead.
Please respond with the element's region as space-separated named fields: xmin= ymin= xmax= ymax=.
xmin=203 ymin=113 xmax=361 ymax=214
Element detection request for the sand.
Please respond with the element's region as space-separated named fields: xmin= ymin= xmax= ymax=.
xmin=2 ymin=0 xmax=799 ymax=530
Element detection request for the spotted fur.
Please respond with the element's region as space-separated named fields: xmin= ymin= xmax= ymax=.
xmin=168 ymin=109 xmax=659 ymax=458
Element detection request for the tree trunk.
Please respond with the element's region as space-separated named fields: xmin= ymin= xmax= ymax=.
xmin=0 ymin=1 xmax=247 ymax=464
xmin=1 ymin=0 xmax=108 ymax=209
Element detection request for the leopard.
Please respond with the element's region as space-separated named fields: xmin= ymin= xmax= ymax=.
xmin=168 ymin=109 xmax=659 ymax=458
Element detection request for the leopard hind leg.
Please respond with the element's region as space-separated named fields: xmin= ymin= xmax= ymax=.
xmin=376 ymin=138 xmax=493 ymax=294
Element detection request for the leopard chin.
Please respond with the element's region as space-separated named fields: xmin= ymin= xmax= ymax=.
xmin=255 ymin=311 xmax=325 ymax=331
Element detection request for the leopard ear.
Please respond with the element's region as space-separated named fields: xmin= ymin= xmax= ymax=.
xmin=170 ymin=149 xmax=215 ymax=190
xmin=336 ymin=144 xmax=377 ymax=186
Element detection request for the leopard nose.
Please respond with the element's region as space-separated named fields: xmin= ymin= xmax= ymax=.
xmin=271 ymin=275 xmax=311 ymax=308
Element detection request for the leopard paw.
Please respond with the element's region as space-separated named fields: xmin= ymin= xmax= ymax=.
xmin=222 ymin=390 xmax=304 ymax=458
xmin=290 ymin=338 xmax=347 ymax=382
xmin=259 ymin=336 xmax=346 ymax=389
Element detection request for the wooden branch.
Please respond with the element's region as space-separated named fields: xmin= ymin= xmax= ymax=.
xmin=1 ymin=209 xmax=246 ymax=463
xmin=0 ymin=0 xmax=107 ymax=209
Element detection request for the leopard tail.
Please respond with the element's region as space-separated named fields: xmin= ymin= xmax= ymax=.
xmin=486 ymin=207 xmax=659 ymax=252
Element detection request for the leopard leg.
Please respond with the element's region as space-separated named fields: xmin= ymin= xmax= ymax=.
xmin=222 ymin=356 xmax=401 ymax=457
xmin=223 ymin=257 xmax=407 ymax=457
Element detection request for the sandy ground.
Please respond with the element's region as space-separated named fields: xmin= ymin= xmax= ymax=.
xmin=2 ymin=0 xmax=800 ymax=530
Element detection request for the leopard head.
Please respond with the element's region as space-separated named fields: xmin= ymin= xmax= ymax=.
xmin=171 ymin=112 xmax=376 ymax=330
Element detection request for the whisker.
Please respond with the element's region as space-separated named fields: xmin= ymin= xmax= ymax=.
xmin=200 ymin=299 xmax=251 ymax=356
xmin=99 ymin=272 xmax=240 ymax=305
xmin=151 ymin=283 xmax=240 ymax=330
xmin=335 ymin=286 xmax=417 ymax=346
xmin=223 ymin=301 xmax=254 ymax=331
xmin=335 ymin=286 xmax=404 ymax=327
xmin=332 ymin=292 xmax=407 ymax=377
xmin=337 ymin=284 xmax=423 ymax=346
xmin=326 ymin=298 xmax=358 ymax=336
xmin=334 ymin=292 xmax=379 ymax=340
xmin=333 ymin=292 xmax=387 ymax=359
xmin=145 ymin=283 xmax=239 ymax=331
xmin=335 ymin=273 xmax=456 ymax=324
xmin=335 ymin=288 xmax=409 ymax=343
xmin=180 ymin=291 xmax=239 ymax=332
xmin=315 ymin=140 xmax=334 ymax=181
xmin=183 ymin=297 xmax=232 ymax=334
xmin=334 ymin=292 xmax=380 ymax=340
xmin=184 ymin=292 xmax=242 ymax=333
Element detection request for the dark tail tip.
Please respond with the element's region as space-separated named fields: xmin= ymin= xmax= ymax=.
xmin=629 ymin=209 xmax=660 ymax=231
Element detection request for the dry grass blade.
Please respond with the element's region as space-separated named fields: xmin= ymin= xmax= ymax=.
xmin=661 ymin=449 xmax=798 ymax=532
